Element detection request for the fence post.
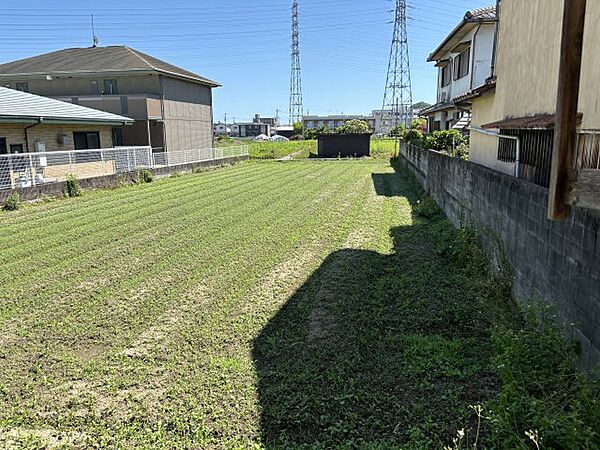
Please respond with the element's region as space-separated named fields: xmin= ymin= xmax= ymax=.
xmin=29 ymin=153 xmax=36 ymax=186
xmin=101 ymin=149 xmax=106 ymax=175
xmin=147 ymin=147 xmax=152 ymax=168
xmin=133 ymin=147 xmax=137 ymax=169
xmin=68 ymin=152 xmax=74 ymax=175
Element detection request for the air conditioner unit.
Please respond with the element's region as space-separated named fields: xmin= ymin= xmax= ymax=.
xmin=34 ymin=141 xmax=45 ymax=152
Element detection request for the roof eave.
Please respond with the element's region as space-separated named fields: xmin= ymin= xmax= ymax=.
xmin=0 ymin=115 xmax=134 ymax=126
xmin=427 ymin=18 xmax=496 ymax=62
xmin=0 ymin=67 xmax=221 ymax=87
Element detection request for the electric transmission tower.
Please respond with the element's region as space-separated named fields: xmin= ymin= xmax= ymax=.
xmin=382 ymin=0 xmax=413 ymax=134
xmin=289 ymin=0 xmax=303 ymax=126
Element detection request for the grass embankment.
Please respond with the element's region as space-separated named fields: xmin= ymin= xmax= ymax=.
xmin=0 ymin=160 xmax=597 ymax=449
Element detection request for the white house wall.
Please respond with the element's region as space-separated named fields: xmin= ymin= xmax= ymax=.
xmin=472 ymin=23 xmax=496 ymax=89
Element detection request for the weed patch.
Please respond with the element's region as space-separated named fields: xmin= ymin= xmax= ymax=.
xmin=64 ymin=174 xmax=82 ymax=197
xmin=3 ymin=192 xmax=21 ymax=211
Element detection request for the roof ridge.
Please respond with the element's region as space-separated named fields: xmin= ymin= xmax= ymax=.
xmin=123 ymin=46 xmax=156 ymax=71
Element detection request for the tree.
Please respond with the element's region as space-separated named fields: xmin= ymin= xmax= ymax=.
xmin=337 ymin=119 xmax=372 ymax=134
xmin=293 ymin=121 xmax=303 ymax=136
xmin=410 ymin=118 xmax=427 ymax=133
xmin=412 ymin=101 xmax=432 ymax=111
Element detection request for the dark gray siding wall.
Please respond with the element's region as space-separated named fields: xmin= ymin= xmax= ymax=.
xmin=160 ymin=76 xmax=213 ymax=154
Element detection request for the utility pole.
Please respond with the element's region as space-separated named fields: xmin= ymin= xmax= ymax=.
xmin=224 ymin=113 xmax=227 ymax=125
xmin=382 ymin=0 xmax=413 ymax=137
xmin=289 ymin=0 xmax=304 ymax=127
xmin=548 ymin=0 xmax=587 ymax=220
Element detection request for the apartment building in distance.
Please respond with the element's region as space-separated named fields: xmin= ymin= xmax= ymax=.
xmin=0 ymin=46 xmax=220 ymax=153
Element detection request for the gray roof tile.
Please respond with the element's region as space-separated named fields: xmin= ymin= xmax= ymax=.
xmin=0 ymin=86 xmax=133 ymax=124
xmin=0 ymin=46 xmax=219 ymax=87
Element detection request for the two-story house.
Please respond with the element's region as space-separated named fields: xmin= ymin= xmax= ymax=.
xmin=0 ymin=46 xmax=220 ymax=155
xmin=469 ymin=0 xmax=600 ymax=188
xmin=421 ymin=6 xmax=497 ymax=133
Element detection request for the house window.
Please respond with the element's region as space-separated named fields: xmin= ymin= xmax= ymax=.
xmin=498 ymin=129 xmax=554 ymax=187
xmin=103 ymin=79 xmax=118 ymax=95
xmin=73 ymin=132 xmax=101 ymax=150
xmin=0 ymin=138 xmax=7 ymax=155
xmin=16 ymin=82 xmax=29 ymax=92
xmin=9 ymin=144 xmax=24 ymax=154
xmin=441 ymin=64 xmax=452 ymax=87
xmin=454 ymin=47 xmax=470 ymax=80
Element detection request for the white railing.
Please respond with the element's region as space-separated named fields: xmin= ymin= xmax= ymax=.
xmin=0 ymin=145 xmax=248 ymax=191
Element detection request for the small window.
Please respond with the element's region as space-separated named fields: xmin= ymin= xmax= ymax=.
xmin=9 ymin=144 xmax=24 ymax=154
xmin=441 ymin=64 xmax=452 ymax=87
xmin=16 ymin=82 xmax=29 ymax=92
xmin=0 ymin=137 xmax=7 ymax=155
xmin=454 ymin=47 xmax=470 ymax=80
xmin=73 ymin=132 xmax=101 ymax=150
xmin=103 ymin=79 xmax=118 ymax=95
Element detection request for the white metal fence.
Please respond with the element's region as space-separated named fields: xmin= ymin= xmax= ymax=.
xmin=0 ymin=145 xmax=248 ymax=191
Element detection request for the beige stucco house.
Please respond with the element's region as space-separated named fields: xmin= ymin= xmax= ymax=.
xmin=0 ymin=46 xmax=220 ymax=155
xmin=0 ymin=86 xmax=132 ymax=189
xmin=468 ymin=0 xmax=600 ymax=187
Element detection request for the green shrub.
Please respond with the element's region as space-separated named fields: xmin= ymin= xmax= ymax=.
xmin=337 ymin=119 xmax=372 ymax=134
xmin=427 ymin=130 xmax=467 ymax=152
xmin=64 ymin=175 xmax=82 ymax=197
xmin=136 ymin=168 xmax=154 ymax=184
xmin=403 ymin=128 xmax=426 ymax=148
xmin=3 ymin=192 xmax=21 ymax=211
xmin=489 ymin=303 xmax=600 ymax=449
xmin=413 ymin=196 xmax=442 ymax=220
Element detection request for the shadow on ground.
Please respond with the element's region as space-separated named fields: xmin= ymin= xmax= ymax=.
xmin=252 ymin=163 xmax=502 ymax=449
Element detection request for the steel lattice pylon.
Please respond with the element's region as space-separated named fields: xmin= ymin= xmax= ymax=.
xmin=382 ymin=0 xmax=413 ymax=134
xmin=289 ymin=0 xmax=303 ymax=126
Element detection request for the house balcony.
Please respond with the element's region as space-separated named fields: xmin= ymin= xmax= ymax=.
xmin=53 ymin=94 xmax=163 ymax=121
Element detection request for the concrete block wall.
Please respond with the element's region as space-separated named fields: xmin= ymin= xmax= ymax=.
xmin=401 ymin=146 xmax=600 ymax=369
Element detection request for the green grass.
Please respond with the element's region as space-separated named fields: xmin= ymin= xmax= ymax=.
xmin=217 ymin=138 xmax=398 ymax=160
xmin=248 ymin=140 xmax=317 ymax=159
xmin=0 ymin=159 xmax=595 ymax=449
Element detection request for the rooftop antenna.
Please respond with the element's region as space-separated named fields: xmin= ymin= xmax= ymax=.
xmin=91 ymin=13 xmax=99 ymax=47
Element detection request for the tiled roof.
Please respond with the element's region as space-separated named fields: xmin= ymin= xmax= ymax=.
xmin=465 ymin=6 xmax=497 ymax=21
xmin=0 ymin=46 xmax=220 ymax=87
xmin=482 ymin=113 xmax=584 ymax=130
xmin=0 ymin=86 xmax=133 ymax=124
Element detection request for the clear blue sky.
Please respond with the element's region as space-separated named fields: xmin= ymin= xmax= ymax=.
xmin=0 ymin=0 xmax=492 ymax=124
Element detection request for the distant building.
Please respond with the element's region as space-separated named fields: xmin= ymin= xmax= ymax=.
xmin=303 ymin=114 xmax=376 ymax=132
xmin=236 ymin=123 xmax=270 ymax=138
xmin=253 ymin=114 xmax=278 ymax=128
xmin=420 ymin=6 xmax=498 ymax=133
xmin=213 ymin=122 xmax=231 ymax=135
xmin=303 ymin=109 xmax=419 ymax=135
xmin=0 ymin=46 xmax=220 ymax=154
xmin=273 ymin=125 xmax=294 ymax=138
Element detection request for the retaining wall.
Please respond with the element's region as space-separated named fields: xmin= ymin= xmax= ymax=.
xmin=401 ymin=146 xmax=600 ymax=369
xmin=0 ymin=155 xmax=248 ymax=205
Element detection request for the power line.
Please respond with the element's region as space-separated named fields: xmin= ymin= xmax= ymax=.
xmin=289 ymin=0 xmax=303 ymax=126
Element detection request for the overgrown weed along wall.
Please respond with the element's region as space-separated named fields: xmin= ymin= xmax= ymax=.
xmin=401 ymin=146 xmax=600 ymax=369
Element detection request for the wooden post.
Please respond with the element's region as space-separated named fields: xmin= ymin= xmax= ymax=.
xmin=548 ymin=0 xmax=587 ymax=220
